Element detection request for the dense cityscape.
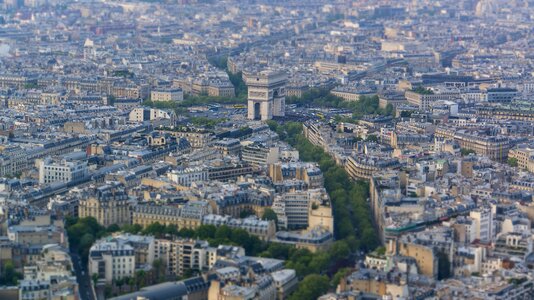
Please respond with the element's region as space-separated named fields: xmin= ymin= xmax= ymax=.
xmin=0 ymin=0 xmax=534 ymax=299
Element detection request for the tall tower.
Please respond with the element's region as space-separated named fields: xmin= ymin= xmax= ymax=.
xmin=244 ymin=70 xmax=287 ymax=120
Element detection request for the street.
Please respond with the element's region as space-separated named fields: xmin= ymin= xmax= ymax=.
xmin=71 ymin=253 xmax=96 ymax=300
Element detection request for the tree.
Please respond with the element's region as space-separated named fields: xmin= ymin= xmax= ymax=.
xmin=177 ymin=228 xmax=195 ymax=238
xmin=307 ymin=251 xmax=330 ymax=275
xmin=326 ymin=13 xmax=344 ymax=22
xmin=361 ymin=228 xmax=379 ymax=251
xmin=128 ymin=277 xmax=136 ymax=288
xmin=79 ymin=233 xmax=95 ymax=256
xmin=239 ymin=209 xmax=256 ymax=218
xmin=275 ymin=121 xmax=379 ymax=254
xmin=195 ymin=225 xmax=216 ymax=239
xmin=460 ymin=148 xmax=476 ymax=156
xmin=23 ymin=82 xmax=38 ymax=89
xmin=164 ymin=224 xmax=179 ymax=236
xmin=437 ymin=251 xmax=451 ymax=280
xmin=508 ymin=157 xmax=518 ymax=167
xmin=207 ymin=55 xmax=228 ymax=70
xmin=400 ymin=111 xmax=413 ymax=118
xmin=288 ymin=274 xmax=330 ymax=300
xmin=214 ymin=225 xmax=232 ymax=240
xmin=107 ymin=224 xmax=120 ymax=233
xmin=112 ymin=70 xmax=134 ymax=78
xmin=228 ymin=229 xmax=255 ymax=253
xmin=0 ymin=260 xmax=21 ymax=285
xmin=366 ymin=135 xmax=379 ymax=142
xmin=412 ymin=86 xmax=434 ymax=95
xmin=142 ymin=222 xmax=166 ymax=237
xmin=152 ymin=259 xmax=166 ymax=283
xmin=374 ymin=246 xmax=386 ymax=256
xmin=385 ymin=103 xmax=394 ymax=116
xmin=262 ymin=208 xmax=278 ymax=229
xmin=335 ymin=219 xmax=354 ymax=240
xmin=92 ymin=273 xmax=99 ymax=286
xmin=260 ymin=243 xmax=293 ymax=260
xmin=227 ymin=71 xmax=247 ymax=99
xmin=66 ymin=217 xmax=107 ymax=264
xmin=107 ymin=95 xmax=116 ymax=106
xmin=331 ymin=268 xmax=351 ymax=287
xmin=65 ymin=216 xmax=78 ymax=227
xmin=135 ymin=270 xmax=146 ymax=289
xmin=286 ymin=89 xmax=387 ymax=119
xmin=345 ymin=235 xmax=361 ymax=252
xmin=330 ymin=240 xmax=350 ymax=261
xmin=104 ymin=285 xmax=113 ymax=298
xmin=122 ymin=224 xmax=142 ymax=234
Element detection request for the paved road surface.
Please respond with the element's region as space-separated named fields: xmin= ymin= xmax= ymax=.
xmin=72 ymin=253 xmax=96 ymax=300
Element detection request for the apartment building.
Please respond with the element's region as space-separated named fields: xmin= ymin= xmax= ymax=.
xmin=388 ymin=240 xmax=438 ymax=279
xmin=508 ymin=145 xmax=534 ymax=171
xmin=241 ymin=144 xmax=279 ymax=167
xmin=202 ymin=214 xmax=276 ymax=241
xmin=405 ymin=90 xmax=457 ymax=110
xmin=167 ymin=167 xmax=209 ymax=187
xmin=213 ymin=139 xmax=241 ymax=156
xmin=132 ymin=202 xmax=207 ymax=230
xmin=78 ymin=183 xmax=131 ymax=227
xmin=346 ymin=155 xmax=400 ymax=180
xmin=378 ymin=91 xmax=407 ymax=108
xmin=268 ymin=162 xmax=324 ymax=189
xmin=88 ymin=240 xmax=136 ymax=284
xmin=207 ymin=162 xmax=255 ymax=182
xmin=161 ymin=128 xmax=213 ymax=149
xmin=154 ymin=239 xmax=209 ymax=277
xmin=470 ymin=208 xmax=494 ymax=242
xmin=151 ymin=88 xmax=184 ymax=102
xmin=331 ymin=88 xmax=361 ymax=101
xmin=435 ymin=127 xmax=510 ymax=161
xmin=19 ymin=244 xmax=78 ymax=300
xmin=38 ymin=157 xmax=89 ymax=185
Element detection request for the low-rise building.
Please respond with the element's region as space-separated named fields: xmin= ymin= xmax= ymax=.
xmin=271 ymin=269 xmax=298 ymax=300
xmin=150 ymin=88 xmax=183 ymax=102
xmin=19 ymin=244 xmax=78 ymax=300
xmin=88 ymin=239 xmax=136 ymax=284
xmin=202 ymin=215 xmax=276 ymax=241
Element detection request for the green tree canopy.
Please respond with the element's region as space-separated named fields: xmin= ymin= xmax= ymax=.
xmin=0 ymin=260 xmax=22 ymax=286
xmin=288 ymin=274 xmax=330 ymax=300
xmin=262 ymin=208 xmax=278 ymax=229
xmin=508 ymin=157 xmax=518 ymax=167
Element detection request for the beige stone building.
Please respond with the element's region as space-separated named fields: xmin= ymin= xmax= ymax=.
xmin=78 ymin=183 xmax=131 ymax=227
xmin=387 ymin=240 xmax=437 ymax=279
xmin=405 ymin=90 xmax=457 ymax=110
xmin=208 ymin=83 xmax=235 ymax=97
xmin=331 ymin=88 xmax=361 ymax=101
xmin=151 ymin=88 xmax=183 ymax=102
xmin=508 ymin=146 xmax=534 ymax=171
xmin=337 ymin=268 xmax=410 ymax=299
xmin=63 ymin=122 xmax=86 ymax=134
xmin=132 ymin=204 xmax=203 ymax=230
xmin=435 ymin=127 xmax=510 ymax=161
xmin=160 ymin=128 xmax=213 ymax=149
